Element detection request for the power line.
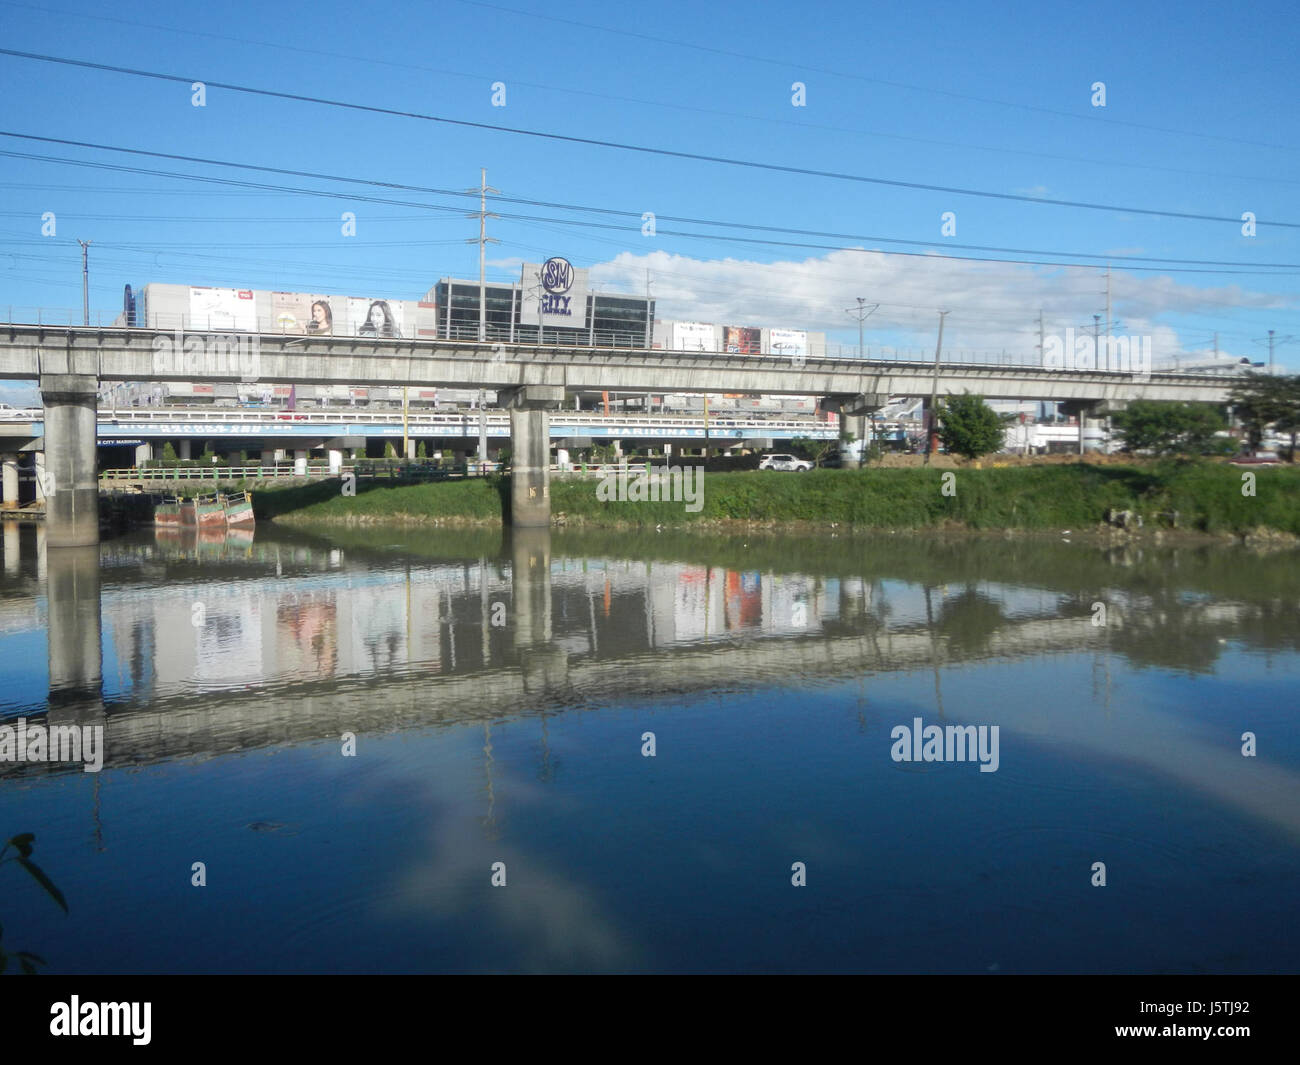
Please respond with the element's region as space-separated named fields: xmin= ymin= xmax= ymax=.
xmin=7 ymin=0 xmax=1299 ymax=190
xmin=3 ymin=50 xmax=1299 ymax=229
xmin=2 ymin=135 xmax=1298 ymax=275
xmin=452 ymin=0 xmax=1300 ymax=154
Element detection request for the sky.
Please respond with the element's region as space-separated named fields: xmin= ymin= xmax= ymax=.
xmin=1 ymin=0 xmax=1298 ymax=408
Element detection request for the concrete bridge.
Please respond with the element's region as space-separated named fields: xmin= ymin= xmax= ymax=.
xmin=0 ymin=325 xmax=1240 ymax=544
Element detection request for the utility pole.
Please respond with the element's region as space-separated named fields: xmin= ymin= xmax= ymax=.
xmin=845 ymin=298 xmax=878 ymax=357
xmin=465 ymin=168 xmax=499 ymax=343
xmin=78 ymin=239 xmax=91 ymax=325
xmin=924 ymin=310 xmax=948 ymax=465
xmin=1104 ymin=264 xmax=1111 ymax=353
xmin=1252 ymin=330 xmax=1295 ymax=374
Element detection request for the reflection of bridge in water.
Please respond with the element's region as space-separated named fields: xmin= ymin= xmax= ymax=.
xmin=6 ymin=526 xmax=1300 ymax=851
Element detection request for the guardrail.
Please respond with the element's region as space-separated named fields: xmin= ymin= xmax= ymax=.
xmin=17 ymin=406 xmax=839 ymax=433
xmin=0 ymin=307 xmax=1116 ymax=367
xmin=98 ymin=463 xmax=506 ymax=484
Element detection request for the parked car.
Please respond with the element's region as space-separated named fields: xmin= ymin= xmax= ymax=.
xmin=758 ymin=453 xmax=813 ymax=472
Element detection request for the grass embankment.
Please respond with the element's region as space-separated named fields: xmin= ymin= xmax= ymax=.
xmin=253 ymin=462 xmax=1300 ymax=537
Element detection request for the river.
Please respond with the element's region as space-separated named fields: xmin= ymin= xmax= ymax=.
xmin=1 ymin=522 xmax=1297 ymax=973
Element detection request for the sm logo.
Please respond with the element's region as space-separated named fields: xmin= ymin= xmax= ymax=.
xmin=542 ymin=257 xmax=573 ymax=295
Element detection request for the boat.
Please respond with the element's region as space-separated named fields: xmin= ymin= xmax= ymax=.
xmin=222 ymin=491 xmax=255 ymax=528
xmin=154 ymin=495 xmax=182 ymax=526
xmin=179 ymin=493 xmax=225 ymax=528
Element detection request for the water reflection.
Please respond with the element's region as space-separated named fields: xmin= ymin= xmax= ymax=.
xmin=1 ymin=522 xmax=1298 ymax=973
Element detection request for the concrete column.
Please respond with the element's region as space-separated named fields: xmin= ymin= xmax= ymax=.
xmin=294 ymin=450 xmax=309 ymax=476
xmin=2 ymin=521 xmax=18 ymax=576
xmin=179 ymin=439 xmax=192 ymax=460
xmin=510 ymin=528 xmax=567 ymax=695
xmin=824 ymin=393 xmax=887 ymax=469
xmin=39 ymin=374 xmax=100 ymax=548
xmin=134 ymin=442 xmax=152 ymax=466
xmin=501 ymin=385 xmax=564 ymax=528
xmin=328 ymin=448 xmax=343 ymax=474
xmin=45 ymin=543 xmax=103 ymax=707
xmin=841 ymin=414 xmax=868 ymax=468
xmin=1 ymin=453 xmax=17 ymax=509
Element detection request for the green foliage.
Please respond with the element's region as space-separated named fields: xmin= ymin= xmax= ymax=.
xmin=936 ymin=393 xmax=1005 ymax=460
xmin=791 ymin=436 xmax=835 ymax=465
xmin=1230 ymin=373 xmax=1300 ymax=455
xmin=1111 ymin=401 xmax=1228 ymax=455
xmin=416 ymin=441 xmax=427 ymax=459
xmin=384 ymin=441 xmax=397 ymax=459
xmin=161 ymin=442 xmax=178 ymax=463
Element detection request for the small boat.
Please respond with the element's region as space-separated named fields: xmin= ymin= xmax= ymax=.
xmin=193 ymin=493 xmax=227 ymax=529
xmin=154 ymin=495 xmax=182 ymax=526
xmin=180 ymin=494 xmax=224 ymax=527
xmin=223 ymin=491 xmax=255 ymax=528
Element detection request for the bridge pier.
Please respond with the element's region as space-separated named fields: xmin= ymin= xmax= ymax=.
xmin=510 ymin=528 xmax=568 ymax=695
xmin=500 ymin=385 xmax=564 ymax=527
xmin=1 ymin=453 xmax=17 ymax=510
xmin=40 ymin=374 xmax=100 ymax=547
xmin=46 ymin=543 xmax=104 ymax=708
xmin=824 ymin=393 xmax=888 ymax=468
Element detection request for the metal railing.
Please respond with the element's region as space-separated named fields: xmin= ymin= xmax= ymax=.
xmin=98 ymin=462 xmax=506 ymax=484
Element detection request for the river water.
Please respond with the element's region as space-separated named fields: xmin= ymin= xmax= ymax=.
xmin=1 ymin=521 xmax=1297 ymax=973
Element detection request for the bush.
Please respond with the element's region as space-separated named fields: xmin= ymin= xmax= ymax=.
xmin=937 ymin=393 xmax=1005 ymax=460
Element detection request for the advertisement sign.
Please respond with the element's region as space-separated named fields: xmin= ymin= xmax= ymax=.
xmin=672 ymin=321 xmax=716 ymax=352
xmin=347 ymin=297 xmax=404 ymax=338
xmin=272 ymin=292 xmax=335 ymax=335
xmin=723 ymin=326 xmax=760 ymax=354
xmin=521 ymin=258 xmax=589 ymax=330
xmin=768 ymin=328 xmax=807 ymax=358
xmin=189 ymin=287 xmax=257 ymax=332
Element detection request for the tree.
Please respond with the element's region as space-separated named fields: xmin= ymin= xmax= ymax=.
xmin=1230 ymin=373 xmax=1300 ymax=458
xmin=384 ymin=441 xmax=397 ymax=459
xmin=936 ymin=393 xmax=1005 ymax=460
xmin=1110 ymin=400 xmax=1227 ymax=456
xmin=792 ymin=435 xmax=836 ymax=467
xmin=161 ymin=442 xmax=178 ymax=464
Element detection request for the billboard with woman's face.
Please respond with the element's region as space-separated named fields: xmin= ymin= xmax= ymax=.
xmin=348 ymin=298 xmax=403 ymax=338
xmin=272 ymin=292 xmax=334 ymax=335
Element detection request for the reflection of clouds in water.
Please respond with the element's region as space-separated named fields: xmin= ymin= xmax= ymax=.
xmin=373 ymin=755 xmax=639 ymax=972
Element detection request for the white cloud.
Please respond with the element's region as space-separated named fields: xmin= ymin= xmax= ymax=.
xmin=589 ymin=248 xmax=1289 ymax=361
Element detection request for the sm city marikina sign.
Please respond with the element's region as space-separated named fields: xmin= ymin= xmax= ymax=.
xmin=524 ymin=258 xmax=589 ymax=329
xmin=541 ymin=257 xmax=574 ymax=315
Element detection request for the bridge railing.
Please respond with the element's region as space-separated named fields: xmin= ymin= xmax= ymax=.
xmin=97 ymin=462 xmax=508 ymax=485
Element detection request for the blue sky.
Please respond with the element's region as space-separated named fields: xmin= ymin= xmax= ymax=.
xmin=1 ymin=0 xmax=1297 ymax=387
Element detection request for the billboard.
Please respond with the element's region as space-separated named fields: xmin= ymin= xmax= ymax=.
xmin=768 ymin=328 xmax=807 ymax=358
xmin=723 ymin=326 xmax=761 ymax=354
xmin=189 ymin=286 xmax=256 ymax=331
xmin=347 ymin=297 xmax=404 ymax=338
xmin=521 ymin=258 xmax=589 ymax=330
xmin=672 ymin=321 xmax=716 ymax=352
xmin=272 ymin=292 xmax=336 ymax=335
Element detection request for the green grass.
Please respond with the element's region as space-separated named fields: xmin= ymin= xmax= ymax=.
xmin=255 ymin=462 xmax=1300 ymax=536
